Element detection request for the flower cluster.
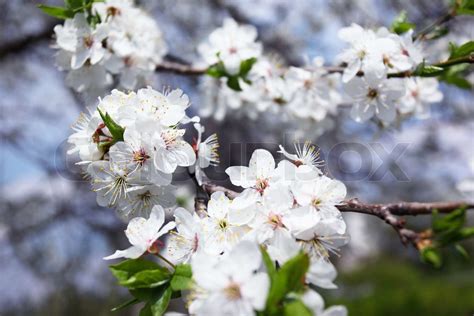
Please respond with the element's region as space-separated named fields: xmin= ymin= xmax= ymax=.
xmin=338 ymin=24 xmax=443 ymax=123
xmin=54 ymin=0 xmax=167 ymax=93
xmin=100 ymin=141 xmax=348 ymax=315
xmin=68 ymin=87 xmax=218 ymax=220
xmin=198 ymin=20 xmax=444 ymax=130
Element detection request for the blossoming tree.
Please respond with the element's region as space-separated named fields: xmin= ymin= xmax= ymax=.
xmin=37 ymin=0 xmax=474 ymax=315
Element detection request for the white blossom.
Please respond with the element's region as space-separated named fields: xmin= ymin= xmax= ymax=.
xmin=166 ymin=208 xmax=204 ymax=264
xmin=399 ymin=78 xmax=443 ymax=118
xmin=200 ymin=192 xmax=250 ymax=255
xmin=198 ymin=18 xmax=262 ymax=75
xmin=103 ymin=205 xmax=176 ymax=260
xmin=189 ymin=241 xmax=269 ymax=316
xmin=344 ymin=75 xmax=406 ymax=123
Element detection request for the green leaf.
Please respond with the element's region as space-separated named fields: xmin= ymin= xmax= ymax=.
xmin=265 ymin=252 xmax=310 ymax=314
xmin=449 ymin=41 xmax=474 ymax=59
xmin=65 ymin=0 xmax=85 ymax=10
xmin=432 ymin=208 xmax=466 ymax=234
xmin=109 ymin=259 xmax=161 ymax=284
xmin=459 ymin=226 xmax=474 ymax=239
xmin=413 ymin=62 xmax=445 ymax=77
xmin=440 ymin=63 xmax=472 ymax=89
xmin=455 ymin=243 xmax=469 ymax=259
xmin=170 ymin=264 xmax=193 ymax=291
xmin=149 ymin=287 xmax=172 ymax=316
xmin=239 ymin=57 xmax=257 ymax=77
xmin=37 ymin=5 xmax=74 ymax=19
xmin=111 ymin=297 xmax=140 ymax=312
xmin=98 ymin=108 xmax=125 ymax=142
xmin=391 ymin=11 xmax=416 ymax=34
xmin=283 ymin=299 xmax=313 ymax=316
xmin=206 ymin=62 xmax=227 ymax=78
xmin=260 ymin=246 xmax=276 ymax=279
xmin=458 ymin=0 xmax=474 ymax=15
xmin=226 ymin=76 xmax=242 ymax=91
xmin=120 ymin=269 xmax=171 ymax=289
xmin=420 ymin=246 xmax=442 ymax=268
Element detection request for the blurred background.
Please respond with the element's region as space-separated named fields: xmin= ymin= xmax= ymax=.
xmin=1 ymin=0 xmax=473 ymax=315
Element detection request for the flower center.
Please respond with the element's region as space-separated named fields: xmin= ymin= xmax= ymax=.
xmin=228 ymin=47 xmax=238 ymax=54
xmin=367 ymin=88 xmax=378 ymax=100
xmin=133 ymin=148 xmax=150 ymax=165
xmin=218 ymin=219 xmax=228 ymax=230
xmin=268 ymin=213 xmax=283 ymax=229
xmin=84 ymin=36 xmax=94 ymax=48
xmin=224 ymin=282 xmax=242 ymax=301
xmin=311 ymin=198 xmax=322 ymax=207
xmin=107 ymin=6 xmax=121 ymax=16
xmin=256 ymin=178 xmax=269 ymax=193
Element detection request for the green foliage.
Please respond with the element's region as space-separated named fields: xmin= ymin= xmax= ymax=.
xmin=283 ymin=299 xmax=313 ymax=316
xmin=419 ymin=207 xmax=474 ymax=268
xmin=391 ymin=11 xmax=415 ymax=34
xmin=439 ymin=63 xmax=472 ymax=89
xmin=98 ymin=108 xmax=125 ymax=143
xmin=37 ymin=5 xmax=75 ymax=19
xmin=206 ymin=58 xmax=257 ymax=91
xmin=412 ymin=62 xmax=445 ymax=77
xmin=170 ymin=263 xmax=193 ymax=291
xmin=420 ymin=246 xmax=442 ymax=268
xmin=263 ymin=249 xmax=310 ymax=316
xmin=449 ymin=41 xmax=474 ymax=59
xmin=37 ymin=0 xmax=100 ymax=20
xmin=109 ymin=259 xmax=175 ymax=316
xmin=457 ymin=0 xmax=474 ymax=15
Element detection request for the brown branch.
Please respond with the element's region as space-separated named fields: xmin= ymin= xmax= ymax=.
xmin=155 ymin=60 xmax=206 ymax=75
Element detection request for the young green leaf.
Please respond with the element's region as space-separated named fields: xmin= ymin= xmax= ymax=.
xmin=413 ymin=62 xmax=445 ymax=77
xmin=239 ymin=57 xmax=257 ymax=77
xmin=449 ymin=41 xmax=474 ymax=59
xmin=149 ymin=287 xmax=173 ymax=316
xmin=265 ymin=252 xmax=310 ymax=314
xmin=98 ymin=108 xmax=125 ymax=142
xmin=458 ymin=0 xmax=474 ymax=15
xmin=432 ymin=208 xmax=466 ymax=234
xmin=391 ymin=11 xmax=416 ymax=34
xmin=260 ymin=246 xmax=276 ymax=279
xmin=283 ymin=299 xmax=313 ymax=316
xmin=226 ymin=76 xmax=242 ymax=91
xmin=420 ymin=246 xmax=442 ymax=268
xmin=37 ymin=5 xmax=74 ymax=19
xmin=170 ymin=264 xmax=193 ymax=291
xmin=109 ymin=259 xmax=162 ymax=284
xmin=120 ymin=268 xmax=171 ymax=289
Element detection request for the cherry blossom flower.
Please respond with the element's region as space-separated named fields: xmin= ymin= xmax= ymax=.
xmin=192 ymin=122 xmax=220 ymax=185
xmin=103 ymin=205 xmax=176 ymax=260
xmin=189 ymin=241 xmax=269 ymax=316
xmin=200 ymin=192 xmax=250 ymax=255
xmin=198 ymin=18 xmax=262 ymax=75
xmin=344 ymin=75 xmax=406 ymax=123
xmin=166 ymin=208 xmax=205 ymax=264
xmin=399 ymin=78 xmax=443 ymax=118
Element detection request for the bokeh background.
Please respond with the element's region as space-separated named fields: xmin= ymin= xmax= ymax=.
xmin=1 ymin=0 xmax=474 ymax=315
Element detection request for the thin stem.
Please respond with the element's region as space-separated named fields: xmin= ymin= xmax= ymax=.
xmin=155 ymin=252 xmax=176 ymax=269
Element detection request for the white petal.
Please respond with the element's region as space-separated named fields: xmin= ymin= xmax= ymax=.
xmin=103 ymin=246 xmax=144 ymax=260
